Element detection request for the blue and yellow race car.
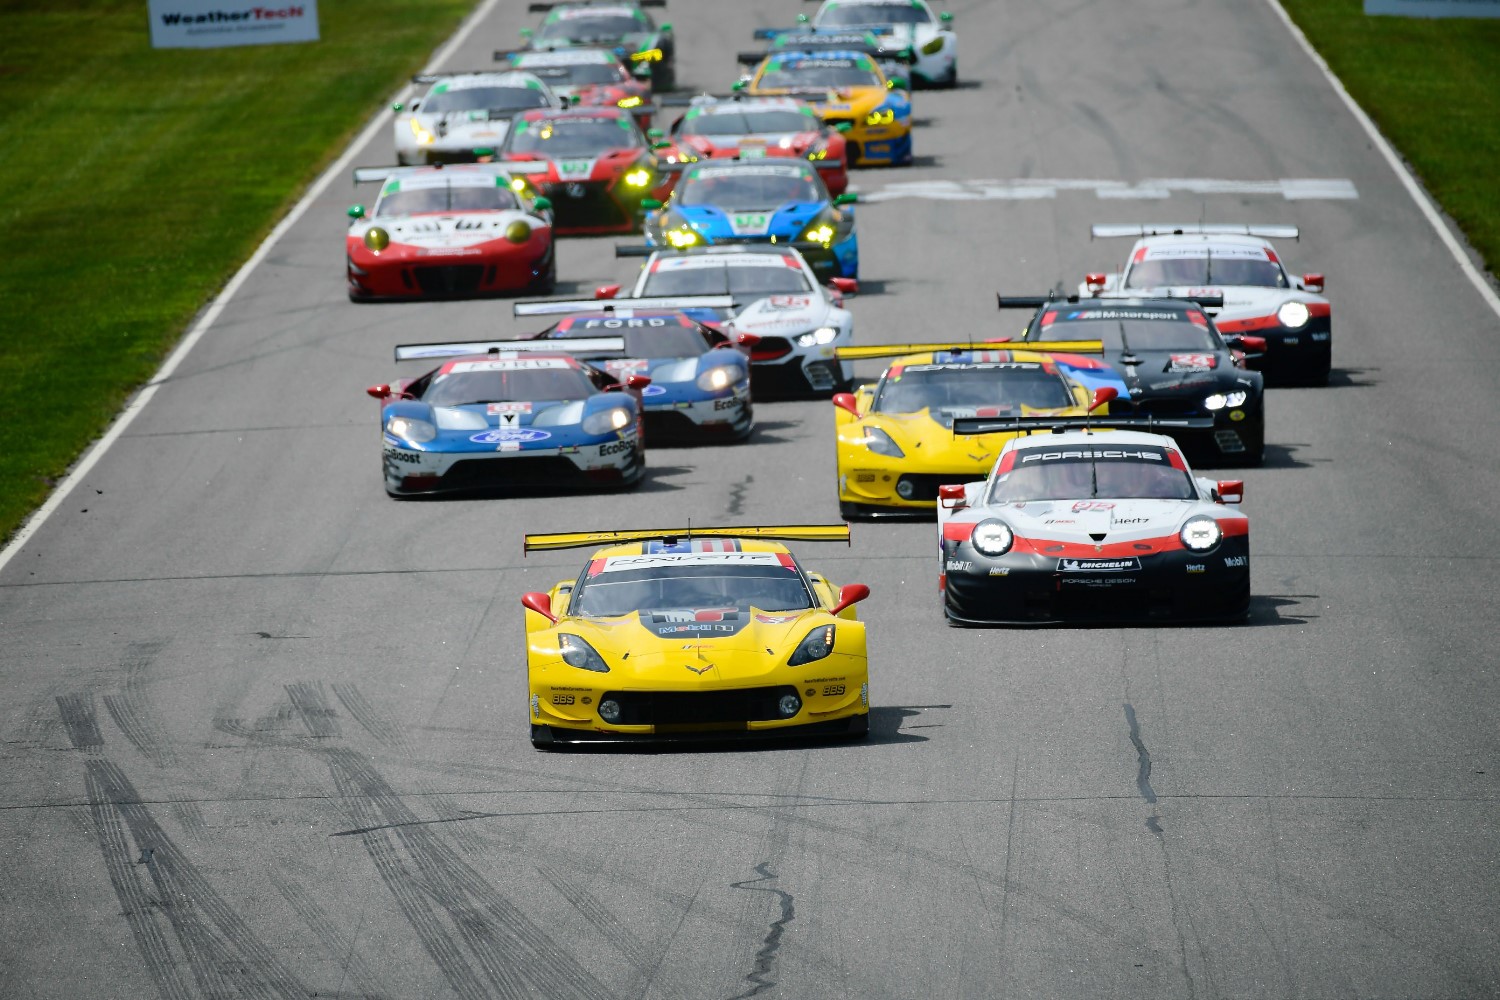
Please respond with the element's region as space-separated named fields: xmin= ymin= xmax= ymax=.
xmin=741 ymin=49 xmax=912 ymax=166
xmin=641 ymin=159 xmax=858 ymax=280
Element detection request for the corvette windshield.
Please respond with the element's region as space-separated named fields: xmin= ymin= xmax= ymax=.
xmin=641 ymin=262 xmax=813 ymax=296
xmin=678 ymin=170 xmax=822 ymax=208
xmin=680 ymin=110 xmax=815 ymax=137
xmin=422 ymin=367 xmax=596 ymax=405
xmin=569 ymin=564 xmax=815 ymax=616
xmin=875 ymin=365 xmax=1073 ymax=416
xmin=1039 ymin=317 xmax=1219 ymax=352
xmin=420 ymin=86 xmax=553 ymax=116
xmin=1125 ymin=255 xmax=1287 ymax=289
xmin=537 ymin=15 xmax=643 ymax=42
xmin=377 ymin=185 xmax=520 ymax=216
xmin=758 ymin=63 xmax=883 ymax=89
xmin=988 ymin=451 xmax=1196 ymax=503
xmin=506 ymin=118 xmax=643 ymax=156
xmin=523 ymin=63 xmax=628 ymax=86
xmin=549 ymin=325 xmax=707 ymax=357
xmin=820 ymin=2 xmax=933 ymax=26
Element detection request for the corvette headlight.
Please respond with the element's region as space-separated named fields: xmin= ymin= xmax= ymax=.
xmin=1277 ymin=301 xmax=1310 ymax=328
xmin=363 ymin=227 xmax=390 ymax=252
xmin=666 ymin=227 xmax=701 ymax=248
xmin=796 ymin=326 xmax=839 ymax=347
xmin=386 ymin=415 xmax=436 ymax=443
xmin=807 ymin=147 xmax=828 ymax=161
xmin=921 ymin=36 xmax=945 ymax=55
xmin=559 ymin=633 xmax=610 ymax=672
xmin=696 ymin=365 xmax=739 ymax=391
xmin=1180 ymin=515 xmax=1223 ymax=553
xmin=865 ymin=107 xmax=895 ymax=126
xmin=1202 ymin=391 xmax=1248 ymax=411
xmin=410 ymin=118 xmax=434 ymax=145
xmin=630 ymin=47 xmax=663 ymax=63
xmin=860 ymin=426 xmax=904 ymax=458
xmin=504 ymin=220 xmax=532 ymax=244
xmin=617 ymin=95 xmax=644 ymax=109
xmin=624 ymin=167 xmax=652 ymax=188
xmin=800 ymin=221 xmax=835 ymax=246
xmin=787 ymin=624 xmax=835 ymax=666
xmin=582 ymin=407 xmax=633 ymax=436
xmin=971 ymin=519 xmax=1014 ymax=557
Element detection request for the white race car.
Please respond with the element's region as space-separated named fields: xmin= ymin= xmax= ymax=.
xmin=393 ymin=71 xmax=561 ymax=165
xmin=806 ymin=0 xmax=957 ymax=88
xmin=1082 ymin=224 xmax=1331 ymax=385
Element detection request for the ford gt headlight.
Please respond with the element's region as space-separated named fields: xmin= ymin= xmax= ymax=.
xmin=410 ymin=118 xmax=434 ymax=146
xmin=1202 ymin=391 xmax=1249 ymax=411
xmin=796 ymin=326 xmax=839 ymax=347
xmin=666 ymin=226 xmax=701 ymax=248
xmin=860 ymin=426 xmax=904 ymax=458
xmin=970 ymin=519 xmax=1014 ymax=557
xmin=504 ymin=220 xmax=532 ymax=244
xmin=559 ymin=633 xmax=610 ymax=672
xmin=696 ymin=365 xmax=740 ymax=391
xmin=364 ymin=227 xmax=390 ymax=252
xmin=1180 ymin=515 xmax=1223 ymax=552
xmin=787 ymin=624 xmax=835 ymax=666
xmin=865 ymin=107 xmax=895 ymax=126
xmin=921 ymin=36 xmax=945 ymax=55
xmin=386 ymin=415 xmax=436 ymax=443
xmin=1277 ymin=301 xmax=1310 ymax=328
xmin=624 ymin=167 xmax=652 ymax=188
xmin=582 ymin=406 xmax=633 ymax=436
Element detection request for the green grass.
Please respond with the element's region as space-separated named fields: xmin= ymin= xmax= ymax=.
xmin=0 ymin=0 xmax=476 ymax=542
xmin=1279 ymin=0 xmax=1500 ymax=268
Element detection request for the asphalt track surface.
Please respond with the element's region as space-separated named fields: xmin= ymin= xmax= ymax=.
xmin=2 ymin=2 xmax=1497 ymax=997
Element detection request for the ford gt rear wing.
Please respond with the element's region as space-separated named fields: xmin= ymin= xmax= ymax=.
xmin=835 ymin=340 xmax=1104 ymax=361
xmin=524 ymin=523 xmax=849 ymax=554
xmin=952 ymin=414 xmax=1216 ymax=437
xmin=513 ymin=294 xmax=736 ymax=317
xmin=997 ymin=293 xmax=1225 ymax=310
xmin=393 ymin=337 xmax=626 ymax=362
xmin=1089 ymin=223 xmax=1300 ymax=240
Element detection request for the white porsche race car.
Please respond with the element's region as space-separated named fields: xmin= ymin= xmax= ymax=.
xmin=1082 ymin=224 xmax=1331 ymax=385
xmin=393 ymin=71 xmax=561 ymax=165
xmin=805 ymin=0 xmax=957 ymax=88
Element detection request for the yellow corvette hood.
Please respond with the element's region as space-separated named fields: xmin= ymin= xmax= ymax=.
xmin=858 ymin=409 xmax=1070 ymax=472
xmin=563 ymin=608 xmax=829 ymax=683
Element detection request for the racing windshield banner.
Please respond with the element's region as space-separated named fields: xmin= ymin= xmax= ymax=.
xmin=149 ymin=0 xmax=320 ymax=48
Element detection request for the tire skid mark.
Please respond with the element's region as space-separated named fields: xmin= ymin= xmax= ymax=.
xmin=726 ymin=862 xmax=794 ymax=1000
xmin=86 ymin=757 xmax=311 ymax=999
xmin=57 ymin=693 xmax=104 ymax=752
xmin=268 ymin=871 xmax=391 ymax=1000
xmin=103 ymin=639 xmax=175 ymax=767
xmin=286 ymin=681 xmax=341 ymax=739
xmin=328 ymin=749 xmax=617 ymax=1000
xmin=538 ymin=863 xmax=657 ymax=971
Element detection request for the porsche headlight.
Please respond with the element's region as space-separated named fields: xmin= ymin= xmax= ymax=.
xmin=696 ymin=365 xmax=739 ymax=392
xmin=865 ymin=107 xmax=895 ymax=126
xmin=1180 ymin=515 xmax=1223 ymax=552
xmin=861 ymin=426 xmax=904 ymax=458
xmin=1202 ymin=391 xmax=1248 ymax=411
xmin=796 ymin=326 xmax=839 ymax=347
xmin=582 ymin=407 xmax=633 ymax=436
xmin=624 ymin=167 xmax=652 ymax=188
xmin=666 ymin=226 xmax=701 ymax=248
xmin=504 ymin=220 xmax=532 ymax=244
xmin=921 ymin=36 xmax=944 ymax=55
xmin=1277 ymin=301 xmax=1310 ymax=328
xmin=559 ymin=633 xmax=610 ymax=672
xmin=509 ymin=176 xmax=530 ymax=193
xmin=363 ymin=227 xmax=390 ymax=252
xmin=787 ymin=624 xmax=835 ymax=666
xmin=409 ymin=118 xmax=434 ymax=145
xmin=386 ymin=415 xmax=435 ymax=443
xmin=971 ymin=519 xmax=1014 ymax=557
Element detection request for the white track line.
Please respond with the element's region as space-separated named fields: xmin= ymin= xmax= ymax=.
xmin=0 ymin=0 xmax=502 ymax=574
xmin=1266 ymin=0 xmax=1500 ymax=318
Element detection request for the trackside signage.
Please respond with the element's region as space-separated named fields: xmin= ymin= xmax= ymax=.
xmin=1364 ymin=0 xmax=1500 ymax=15
xmin=148 ymin=0 xmax=320 ymax=48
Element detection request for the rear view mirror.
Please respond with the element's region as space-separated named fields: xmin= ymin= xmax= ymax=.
xmin=521 ymin=592 xmax=556 ymax=622
xmin=625 ymin=374 xmax=652 ymax=391
xmin=595 ymin=283 xmax=621 ymax=299
xmin=1090 ymin=386 xmax=1118 ymax=411
xmin=366 ymin=384 xmax=391 ymax=400
xmin=1303 ymin=272 xmax=1325 ymax=293
xmin=1215 ymin=480 xmax=1244 ymax=505
xmin=829 ymin=583 xmax=870 ymax=616
xmin=832 ymin=392 xmax=859 ymax=416
xmin=938 ymin=484 xmax=967 ymax=508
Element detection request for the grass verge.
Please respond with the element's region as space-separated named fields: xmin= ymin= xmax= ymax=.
xmin=0 ymin=0 xmax=477 ymax=543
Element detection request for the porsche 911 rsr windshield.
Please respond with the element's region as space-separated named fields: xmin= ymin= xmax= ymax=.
xmin=570 ymin=564 xmax=815 ymax=617
xmin=422 ymin=363 xmax=596 ymax=406
xmin=506 ymin=117 xmax=644 ymax=156
xmin=988 ymin=448 xmax=1196 ymax=503
xmin=376 ymin=185 xmax=520 ymax=216
xmin=680 ymin=110 xmax=814 ymax=137
xmin=875 ymin=365 xmax=1073 ymax=415
xmin=820 ymin=2 xmax=933 ymax=26
xmin=641 ymin=262 xmax=813 ymax=297
xmin=758 ymin=63 xmax=883 ymax=89
xmin=525 ymin=63 xmax=629 ymax=86
xmin=538 ymin=15 xmax=642 ymax=42
xmin=1125 ymin=256 xmax=1287 ymax=289
xmin=677 ymin=170 xmax=822 ymax=208
xmin=1039 ymin=316 xmax=1220 ymax=352
xmin=550 ymin=325 xmax=707 ymax=357
xmin=420 ymin=86 xmax=553 ymax=116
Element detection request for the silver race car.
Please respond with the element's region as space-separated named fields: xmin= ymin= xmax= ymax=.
xmin=393 ymin=70 xmax=561 ymax=165
xmin=804 ymin=0 xmax=957 ymax=88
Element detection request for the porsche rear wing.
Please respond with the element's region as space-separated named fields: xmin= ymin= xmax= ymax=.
xmin=952 ymin=414 xmax=1216 ymax=437
xmin=1089 ymin=223 xmax=1300 ymax=241
xmin=393 ymin=337 xmax=626 ymax=362
xmin=513 ymin=294 xmax=736 ymax=317
xmin=353 ymin=163 xmax=515 ymax=185
xmin=525 ymin=523 xmax=849 ymax=554
xmin=835 ymin=340 xmax=1104 ymax=361
xmin=997 ymin=293 xmax=1226 ymax=310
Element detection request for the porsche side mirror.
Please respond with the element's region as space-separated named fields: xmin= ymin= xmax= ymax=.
xmin=829 ymin=583 xmax=870 ymax=617
xmin=834 ymin=121 xmax=852 ymax=133
xmin=348 ymin=204 xmax=366 ymax=220
xmin=532 ymin=196 xmax=552 ymax=212
xmin=1084 ymin=272 xmax=1106 ymax=292
xmin=521 ymin=592 xmax=556 ymax=622
xmin=1239 ymin=335 xmax=1267 ymax=354
xmin=832 ymin=392 xmax=859 ymax=416
xmin=1090 ymin=386 xmax=1118 ymax=411
xmin=940 ymin=10 xmax=954 ymax=22
xmin=595 ymin=283 xmax=621 ymax=299
xmin=735 ymin=332 xmax=761 ymax=350
xmin=647 ymin=127 xmax=663 ymax=139
xmin=829 ymin=277 xmax=858 ymax=295
xmin=390 ymin=102 xmax=404 ymax=112
xmin=1215 ymin=480 xmax=1244 ymax=505
xmin=938 ymin=484 xmax=967 ymax=508
xmin=640 ymin=197 xmax=663 ymax=210
xmin=366 ymin=384 xmax=391 ymax=400
xmin=651 ymin=140 xmax=672 ymax=150
xmin=1303 ymin=272 xmax=1325 ymax=293
xmin=625 ymin=374 xmax=652 ymax=391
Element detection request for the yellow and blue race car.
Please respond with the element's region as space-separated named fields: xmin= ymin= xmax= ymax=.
xmin=741 ymin=49 xmax=912 ymax=166
xmin=832 ymin=341 xmax=1118 ymax=518
xmin=521 ymin=525 xmax=870 ymax=746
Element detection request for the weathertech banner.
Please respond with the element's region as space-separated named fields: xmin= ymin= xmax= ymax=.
xmin=1364 ymin=0 xmax=1500 ymax=14
xmin=149 ymin=1 xmax=320 ymax=48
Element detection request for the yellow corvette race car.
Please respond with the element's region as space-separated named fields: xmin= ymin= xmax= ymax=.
xmin=832 ymin=341 xmax=1117 ymax=518
xmin=521 ymin=525 xmax=871 ymax=746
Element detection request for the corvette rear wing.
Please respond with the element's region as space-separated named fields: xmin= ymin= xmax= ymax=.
xmin=1089 ymin=223 xmax=1300 ymax=240
xmin=835 ymin=340 xmax=1104 ymax=361
xmin=525 ymin=523 xmax=849 ymax=554
xmin=394 ymin=337 xmax=626 ymax=362
xmin=952 ymin=414 xmax=1216 ymax=437
xmin=997 ymin=293 xmax=1226 ymax=310
xmin=513 ymin=294 xmax=736 ymax=317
